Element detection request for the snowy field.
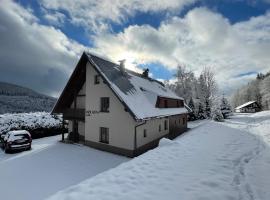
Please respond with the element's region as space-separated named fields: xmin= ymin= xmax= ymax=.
xmin=0 ymin=135 xmax=129 ymax=200
xmin=48 ymin=111 xmax=270 ymax=200
xmin=1 ymin=111 xmax=270 ymax=200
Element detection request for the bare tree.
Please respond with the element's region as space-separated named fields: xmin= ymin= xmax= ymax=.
xmin=173 ymin=64 xmax=196 ymax=102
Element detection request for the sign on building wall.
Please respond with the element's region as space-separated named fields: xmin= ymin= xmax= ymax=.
xmin=85 ymin=110 xmax=100 ymax=116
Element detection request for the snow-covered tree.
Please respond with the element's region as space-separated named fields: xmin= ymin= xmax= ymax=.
xmin=173 ymin=64 xmax=196 ymax=102
xmin=198 ymin=67 xmax=218 ymax=118
xmin=212 ymin=107 xmax=224 ymax=122
xmin=187 ymin=97 xmax=196 ymax=121
xmin=166 ymin=65 xmax=219 ymax=120
xmin=188 ymin=97 xmax=195 ymax=111
xmin=197 ymin=102 xmax=206 ymax=119
xmin=220 ymin=95 xmax=232 ymax=119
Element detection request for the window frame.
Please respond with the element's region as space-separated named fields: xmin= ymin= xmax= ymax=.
xmin=94 ymin=75 xmax=100 ymax=84
xmin=100 ymin=127 xmax=109 ymax=144
xmin=164 ymin=99 xmax=168 ymax=108
xmin=164 ymin=120 xmax=168 ymax=130
xmin=143 ymin=129 xmax=147 ymax=138
xmin=100 ymin=97 xmax=110 ymax=112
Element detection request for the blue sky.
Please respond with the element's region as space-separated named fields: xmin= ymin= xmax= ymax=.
xmin=0 ymin=0 xmax=270 ymax=96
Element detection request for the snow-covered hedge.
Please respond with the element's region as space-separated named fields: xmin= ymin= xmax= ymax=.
xmin=0 ymin=112 xmax=63 ymax=137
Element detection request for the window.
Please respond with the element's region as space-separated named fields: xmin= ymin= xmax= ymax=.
xmin=100 ymin=97 xmax=110 ymax=112
xmin=164 ymin=120 xmax=168 ymax=130
xmin=94 ymin=75 xmax=100 ymax=84
xmin=164 ymin=100 xmax=168 ymax=108
xmin=159 ymin=124 xmax=161 ymax=132
xmin=100 ymin=127 xmax=109 ymax=144
xmin=177 ymin=100 xmax=179 ymax=107
xmin=183 ymin=117 xmax=186 ymax=125
xmin=143 ymin=129 xmax=147 ymax=137
xmin=175 ymin=120 xmax=177 ymax=125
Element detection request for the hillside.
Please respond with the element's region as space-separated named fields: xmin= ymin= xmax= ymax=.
xmin=0 ymin=82 xmax=56 ymax=114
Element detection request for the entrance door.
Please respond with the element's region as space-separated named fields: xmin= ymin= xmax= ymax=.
xmin=71 ymin=120 xmax=79 ymax=142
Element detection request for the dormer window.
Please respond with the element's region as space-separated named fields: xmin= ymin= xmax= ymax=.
xmin=164 ymin=100 xmax=168 ymax=108
xmin=156 ymin=96 xmax=184 ymax=108
xmin=95 ymin=75 xmax=100 ymax=84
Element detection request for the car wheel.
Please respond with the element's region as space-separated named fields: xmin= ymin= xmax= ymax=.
xmin=4 ymin=145 xmax=9 ymax=153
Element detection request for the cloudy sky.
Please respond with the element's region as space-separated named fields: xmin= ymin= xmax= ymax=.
xmin=0 ymin=0 xmax=270 ymax=97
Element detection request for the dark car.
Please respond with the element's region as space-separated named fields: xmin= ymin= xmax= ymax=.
xmin=3 ymin=130 xmax=32 ymax=153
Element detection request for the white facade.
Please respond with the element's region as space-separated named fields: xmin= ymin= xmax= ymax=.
xmin=84 ymin=62 xmax=136 ymax=150
xmin=65 ymin=60 xmax=187 ymax=157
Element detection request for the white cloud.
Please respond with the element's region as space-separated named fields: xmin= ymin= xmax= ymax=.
xmin=40 ymin=0 xmax=198 ymax=33
xmin=0 ymin=0 xmax=87 ymax=96
xmin=43 ymin=10 xmax=66 ymax=26
xmin=91 ymin=7 xmax=270 ymax=95
xmin=1 ymin=1 xmax=270 ymax=97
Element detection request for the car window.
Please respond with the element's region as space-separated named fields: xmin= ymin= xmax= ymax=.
xmin=14 ymin=134 xmax=29 ymax=139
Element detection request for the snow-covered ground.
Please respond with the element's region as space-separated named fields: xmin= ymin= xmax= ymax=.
xmin=0 ymin=135 xmax=129 ymax=200
xmin=1 ymin=111 xmax=270 ymax=200
xmin=223 ymin=111 xmax=270 ymax=200
xmin=47 ymin=112 xmax=270 ymax=200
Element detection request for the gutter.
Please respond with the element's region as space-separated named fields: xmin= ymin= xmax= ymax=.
xmin=134 ymin=121 xmax=147 ymax=156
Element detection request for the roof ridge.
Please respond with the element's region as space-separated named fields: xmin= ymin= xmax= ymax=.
xmin=86 ymin=52 xmax=165 ymax=87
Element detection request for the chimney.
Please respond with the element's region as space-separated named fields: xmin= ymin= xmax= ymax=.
xmin=118 ymin=59 xmax=126 ymax=74
xmin=142 ymin=68 xmax=149 ymax=78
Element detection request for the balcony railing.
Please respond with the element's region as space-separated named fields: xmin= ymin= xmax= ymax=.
xmin=63 ymin=108 xmax=85 ymax=120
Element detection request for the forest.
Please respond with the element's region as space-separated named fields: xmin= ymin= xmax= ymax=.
xmin=166 ymin=66 xmax=231 ymax=121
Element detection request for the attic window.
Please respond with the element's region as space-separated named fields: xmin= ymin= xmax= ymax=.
xmin=164 ymin=100 xmax=168 ymax=108
xmin=95 ymin=75 xmax=100 ymax=84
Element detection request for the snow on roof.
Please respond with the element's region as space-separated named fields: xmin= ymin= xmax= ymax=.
xmin=86 ymin=53 xmax=188 ymax=120
xmin=235 ymin=101 xmax=256 ymax=110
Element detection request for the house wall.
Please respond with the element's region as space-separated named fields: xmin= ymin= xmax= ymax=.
xmin=70 ymin=83 xmax=86 ymax=109
xmin=235 ymin=102 xmax=260 ymax=113
xmin=67 ymin=121 xmax=85 ymax=139
xmin=168 ymin=114 xmax=187 ymax=139
xmin=136 ymin=118 xmax=169 ymax=148
xmin=84 ymin=62 xmax=136 ymax=152
xmin=68 ymin=121 xmax=72 ymax=133
xmin=67 ymin=62 xmax=188 ymax=157
xmin=78 ymin=121 xmax=85 ymax=138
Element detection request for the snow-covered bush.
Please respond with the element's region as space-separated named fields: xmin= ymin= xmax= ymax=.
xmin=0 ymin=112 xmax=63 ymax=137
xmin=212 ymin=108 xmax=224 ymax=122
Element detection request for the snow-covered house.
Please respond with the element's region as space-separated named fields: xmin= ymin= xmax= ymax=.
xmin=235 ymin=101 xmax=260 ymax=113
xmin=52 ymin=52 xmax=188 ymax=157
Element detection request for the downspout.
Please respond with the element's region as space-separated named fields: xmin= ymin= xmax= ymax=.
xmin=134 ymin=120 xmax=146 ymax=156
xmin=61 ymin=116 xmax=65 ymax=141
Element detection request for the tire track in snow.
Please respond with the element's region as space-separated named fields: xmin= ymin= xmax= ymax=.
xmin=231 ymin=127 xmax=265 ymax=200
xmin=223 ymin=114 xmax=269 ymax=200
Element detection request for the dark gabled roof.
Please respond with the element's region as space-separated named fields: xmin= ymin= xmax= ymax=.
xmin=52 ymin=53 xmax=87 ymax=113
xmin=52 ymin=52 xmax=188 ymax=120
xmin=235 ymin=101 xmax=258 ymax=110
